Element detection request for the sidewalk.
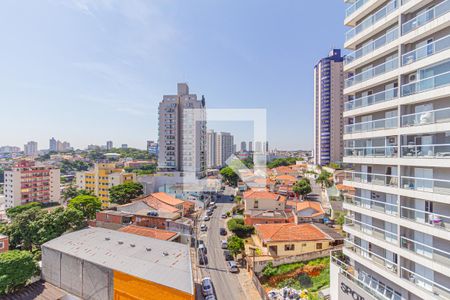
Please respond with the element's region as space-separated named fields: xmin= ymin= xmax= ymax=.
xmin=237 ymin=268 xmax=263 ymax=300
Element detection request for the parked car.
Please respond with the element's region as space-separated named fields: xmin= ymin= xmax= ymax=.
xmin=203 ymin=215 xmax=210 ymax=221
xmin=201 ymin=277 xmax=214 ymax=296
xmin=219 ymin=228 xmax=227 ymax=236
xmin=198 ymin=243 xmax=207 ymax=255
xmin=210 ymin=202 xmax=216 ymax=208
xmin=198 ymin=254 xmax=208 ymax=265
xmin=221 ymin=240 xmax=228 ymax=249
xmin=205 ymin=295 xmax=217 ymax=300
xmin=223 ymin=250 xmax=233 ymax=261
xmin=221 ymin=213 xmax=227 ymax=219
xmin=200 ymin=224 xmax=207 ymax=231
xmin=227 ymin=261 xmax=239 ymax=273
xmin=207 ymin=210 xmax=213 ymax=216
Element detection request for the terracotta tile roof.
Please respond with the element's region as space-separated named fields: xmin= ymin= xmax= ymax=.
xmin=243 ymin=190 xmax=286 ymax=202
xmin=273 ymin=166 xmax=293 ymax=174
xmin=141 ymin=196 xmax=181 ymax=213
xmin=295 ymin=201 xmax=325 ymax=218
xmin=275 ymin=175 xmax=297 ymax=182
xmin=336 ymin=184 xmax=356 ymax=192
xmin=255 ymin=223 xmax=331 ymax=243
xmin=151 ymin=192 xmax=185 ymax=206
xmin=119 ymin=225 xmax=178 ymax=241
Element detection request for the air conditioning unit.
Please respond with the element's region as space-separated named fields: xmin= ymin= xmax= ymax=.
xmin=409 ymin=73 xmax=417 ymax=82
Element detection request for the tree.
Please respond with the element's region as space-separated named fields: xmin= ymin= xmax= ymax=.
xmin=109 ymin=182 xmax=144 ymax=205
xmin=0 ymin=250 xmax=39 ymax=295
xmin=220 ymin=167 xmax=239 ymax=187
xmin=68 ymin=195 xmax=101 ymax=220
xmin=227 ymin=218 xmax=254 ymax=238
xmin=316 ymin=170 xmax=333 ymax=188
xmin=293 ymin=179 xmax=312 ymax=200
xmin=227 ymin=235 xmax=245 ymax=257
xmin=62 ymin=186 xmax=93 ymax=201
xmin=267 ymin=157 xmax=299 ymax=169
xmin=6 ymin=202 xmax=42 ymax=219
xmin=5 ymin=207 xmax=45 ymax=250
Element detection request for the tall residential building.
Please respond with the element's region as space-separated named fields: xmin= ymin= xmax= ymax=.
xmin=313 ymin=49 xmax=344 ymax=166
xmin=76 ymin=163 xmax=136 ymax=207
xmin=206 ymin=130 xmax=217 ymax=169
xmin=3 ymin=160 xmax=61 ymax=208
xmin=24 ymin=141 xmax=38 ymax=156
xmin=215 ymin=132 xmax=234 ymax=167
xmin=147 ymin=140 xmax=159 ymax=156
xmin=157 ymin=83 xmax=206 ymax=178
xmin=248 ymin=141 xmax=253 ymax=152
xmin=49 ymin=137 xmax=57 ymax=152
xmin=106 ymin=141 xmax=113 ymax=150
xmin=241 ymin=141 xmax=247 ymax=152
xmin=121 ymin=144 xmax=128 ymax=149
xmin=330 ymin=1 xmax=450 ymax=300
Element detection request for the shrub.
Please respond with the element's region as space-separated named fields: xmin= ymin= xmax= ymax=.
xmin=227 ymin=218 xmax=254 ymax=238
xmin=0 ymin=250 xmax=39 ymax=295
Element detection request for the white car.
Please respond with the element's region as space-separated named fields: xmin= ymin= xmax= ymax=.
xmin=227 ymin=261 xmax=239 ymax=273
xmin=205 ymin=295 xmax=216 ymax=300
xmin=201 ymin=277 xmax=214 ymax=296
xmin=203 ymin=215 xmax=210 ymax=221
xmin=200 ymin=224 xmax=207 ymax=231
xmin=221 ymin=240 xmax=228 ymax=249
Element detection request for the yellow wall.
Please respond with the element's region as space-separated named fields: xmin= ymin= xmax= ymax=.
xmin=113 ymin=271 xmax=194 ymax=300
xmin=264 ymin=240 xmax=332 ymax=256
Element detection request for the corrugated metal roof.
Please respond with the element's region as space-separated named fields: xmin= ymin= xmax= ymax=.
xmin=42 ymin=227 xmax=193 ymax=295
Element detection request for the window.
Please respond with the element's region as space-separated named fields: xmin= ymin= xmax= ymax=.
xmin=284 ymin=244 xmax=295 ymax=251
xmin=0 ymin=241 xmax=3 ymax=249
xmin=316 ymin=243 xmax=322 ymax=250
xmin=254 ymin=200 xmax=259 ymax=209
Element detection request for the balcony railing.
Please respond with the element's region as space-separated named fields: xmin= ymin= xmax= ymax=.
xmin=400 ymin=236 xmax=450 ymax=266
xmin=345 ymin=195 xmax=398 ymax=216
xmin=401 ymin=176 xmax=450 ymax=195
xmin=345 ymin=27 xmax=399 ymax=65
xmin=401 ymin=144 xmax=450 ymax=158
xmin=401 ymin=71 xmax=450 ymax=96
xmin=344 ymin=87 xmax=398 ymax=111
xmin=345 ymin=217 xmax=398 ymax=243
xmin=401 ymin=206 xmax=450 ymax=232
xmin=344 ymin=116 xmax=398 ymax=134
xmin=345 ymin=57 xmax=399 ymax=88
xmin=345 ymin=0 xmax=398 ymax=41
xmin=401 ymin=107 xmax=450 ymax=127
xmin=401 ymin=267 xmax=450 ymax=299
xmin=331 ymin=253 xmax=400 ymax=300
xmin=344 ymin=239 xmax=398 ymax=273
xmin=344 ymin=145 xmax=398 ymax=157
xmin=345 ymin=171 xmax=399 ymax=187
xmin=402 ymin=35 xmax=450 ymax=66
xmin=402 ymin=0 xmax=450 ymax=35
xmin=346 ymin=0 xmax=370 ymax=18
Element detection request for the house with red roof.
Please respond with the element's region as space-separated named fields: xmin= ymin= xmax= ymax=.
xmin=254 ymin=223 xmax=336 ymax=257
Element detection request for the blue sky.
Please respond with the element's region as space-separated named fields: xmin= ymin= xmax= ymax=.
xmin=0 ymin=0 xmax=346 ymax=150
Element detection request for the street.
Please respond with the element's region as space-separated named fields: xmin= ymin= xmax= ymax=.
xmin=196 ymin=186 xmax=248 ymax=300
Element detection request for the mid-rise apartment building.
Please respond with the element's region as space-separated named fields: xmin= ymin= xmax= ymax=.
xmin=331 ymin=1 xmax=450 ymax=299
xmin=157 ymin=83 xmax=206 ymax=178
xmin=206 ymin=130 xmax=217 ymax=169
xmin=76 ymin=163 xmax=136 ymax=207
xmin=24 ymin=141 xmax=38 ymax=156
xmin=3 ymin=160 xmax=61 ymax=208
xmin=313 ymin=49 xmax=345 ymax=166
xmin=215 ymin=132 xmax=234 ymax=167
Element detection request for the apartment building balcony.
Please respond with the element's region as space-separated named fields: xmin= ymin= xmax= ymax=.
xmin=401 ymin=176 xmax=450 ymax=195
xmin=402 ymin=69 xmax=450 ymax=97
xmin=400 ymin=236 xmax=450 ymax=268
xmin=400 ymin=261 xmax=450 ymax=299
xmin=344 ymin=145 xmax=398 ymax=158
xmin=345 ymin=194 xmax=398 ymax=216
xmin=344 ymin=216 xmax=398 ymax=245
xmin=345 ymin=27 xmax=399 ymax=69
xmin=402 ymin=34 xmax=450 ymax=67
xmin=345 ymin=171 xmax=399 ymax=188
xmin=345 ymin=0 xmax=399 ymax=48
xmin=401 ymin=106 xmax=450 ymax=131
xmin=344 ymin=239 xmax=398 ymax=275
xmin=402 ymin=0 xmax=450 ymax=36
xmin=400 ymin=202 xmax=450 ymax=232
xmin=345 ymin=57 xmax=399 ymax=89
xmin=344 ymin=87 xmax=398 ymax=112
xmin=330 ymin=253 xmax=403 ymax=300
xmin=344 ymin=116 xmax=398 ymax=135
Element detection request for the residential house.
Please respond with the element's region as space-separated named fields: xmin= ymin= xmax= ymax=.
xmin=243 ymin=190 xmax=286 ymax=211
xmin=287 ymin=200 xmax=326 ymax=223
xmin=253 ymin=223 xmax=336 ymax=257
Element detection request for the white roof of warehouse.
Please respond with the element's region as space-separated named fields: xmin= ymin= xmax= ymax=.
xmin=42 ymin=227 xmax=193 ymax=295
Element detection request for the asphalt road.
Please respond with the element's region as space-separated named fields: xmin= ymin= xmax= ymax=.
xmin=197 ymin=186 xmax=247 ymax=300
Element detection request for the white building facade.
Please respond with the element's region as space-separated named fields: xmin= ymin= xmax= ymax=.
xmin=331 ymin=1 xmax=450 ymax=300
xmin=157 ymin=83 xmax=206 ymax=178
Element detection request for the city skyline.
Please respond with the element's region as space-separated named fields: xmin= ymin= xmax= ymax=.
xmin=0 ymin=0 xmax=346 ymax=150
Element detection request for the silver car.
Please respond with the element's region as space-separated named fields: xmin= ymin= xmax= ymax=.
xmin=201 ymin=277 xmax=214 ymax=296
xmin=227 ymin=261 xmax=238 ymax=273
